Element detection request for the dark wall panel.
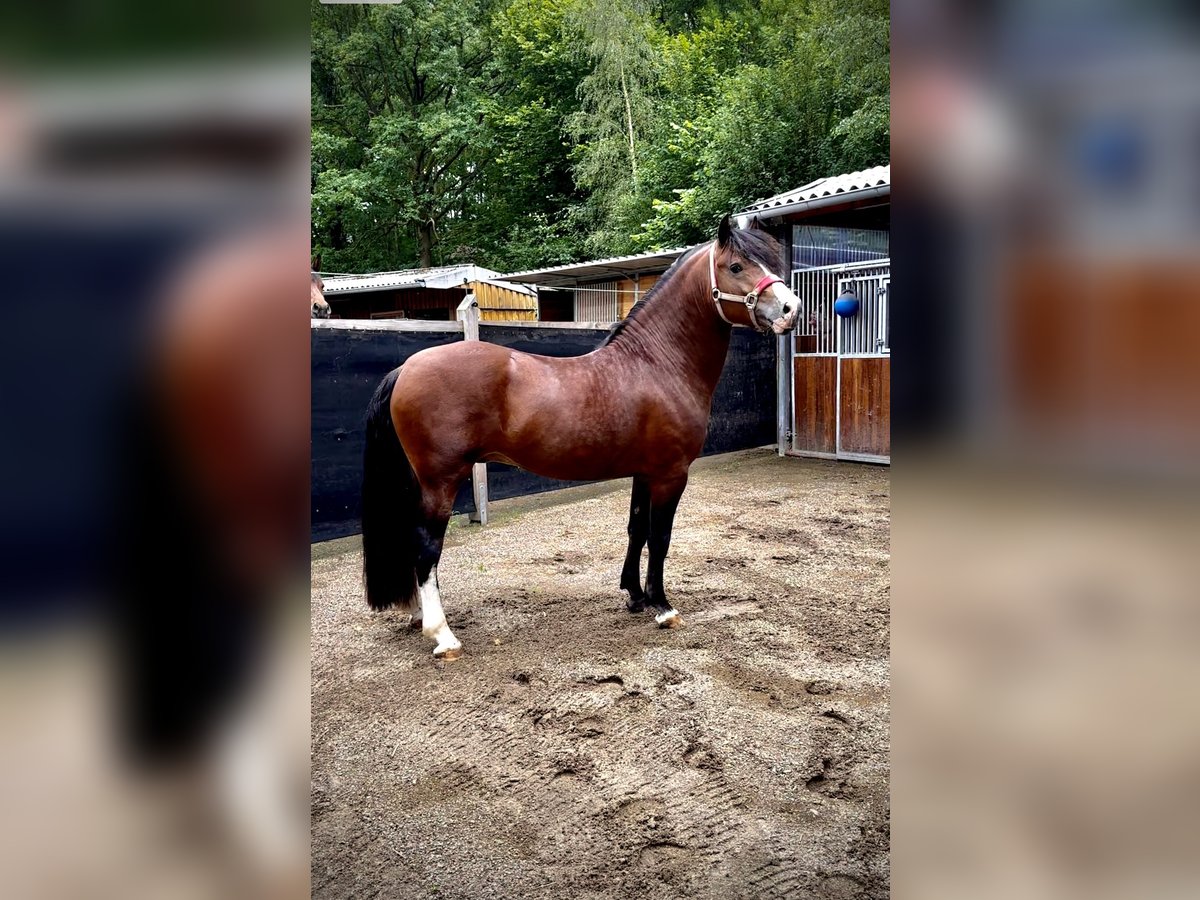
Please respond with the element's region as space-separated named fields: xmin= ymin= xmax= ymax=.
xmin=478 ymin=323 xmax=609 ymax=358
xmin=311 ymin=324 xmax=778 ymax=542
xmin=704 ymin=330 xmax=777 ymax=454
xmin=0 ymin=210 xmax=224 ymax=618
xmin=311 ymin=326 xmax=464 ymax=542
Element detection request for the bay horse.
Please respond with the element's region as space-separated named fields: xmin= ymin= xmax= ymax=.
xmin=361 ymin=216 xmax=799 ymax=659
xmin=311 ymin=271 xmax=331 ymax=318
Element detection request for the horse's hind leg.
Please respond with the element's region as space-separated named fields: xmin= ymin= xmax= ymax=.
xmin=414 ymin=477 xmax=465 ymax=660
xmin=418 ymin=563 xmax=459 ymax=660
xmin=621 ymin=477 xmax=651 ymax=613
xmin=644 ymin=473 xmax=688 ymax=628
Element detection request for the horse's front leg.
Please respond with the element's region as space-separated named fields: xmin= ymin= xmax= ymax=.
xmin=644 ymin=473 xmax=688 ymax=628
xmin=621 ymin=476 xmax=651 ymax=613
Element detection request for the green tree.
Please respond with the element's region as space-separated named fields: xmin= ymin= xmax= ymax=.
xmin=310 ymin=0 xmax=890 ymax=272
xmin=311 ymin=0 xmax=503 ymax=270
xmin=566 ymin=0 xmax=663 ymax=255
xmin=632 ymin=0 xmax=889 ymax=249
xmin=452 ymin=0 xmax=591 ymax=270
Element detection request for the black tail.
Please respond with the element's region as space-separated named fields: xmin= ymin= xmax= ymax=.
xmin=361 ymin=367 xmax=420 ymax=611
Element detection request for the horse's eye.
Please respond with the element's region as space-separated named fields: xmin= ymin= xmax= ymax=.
xmin=730 ymin=263 xmax=743 ymax=274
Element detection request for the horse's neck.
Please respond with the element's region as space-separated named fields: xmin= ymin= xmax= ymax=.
xmin=599 ymin=259 xmax=731 ymax=397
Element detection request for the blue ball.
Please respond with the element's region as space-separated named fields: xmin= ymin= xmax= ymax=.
xmin=834 ymin=295 xmax=859 ymax=318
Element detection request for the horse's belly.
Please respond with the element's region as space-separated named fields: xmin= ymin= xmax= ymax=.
xmin=478 ymin=450 xmax=520 ymax=468
xmin=481 ymin=441 xmax=633 ymax=483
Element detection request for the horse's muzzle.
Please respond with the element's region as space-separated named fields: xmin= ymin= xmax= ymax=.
xmin=770 ymin=310 xmax=798 ymax=335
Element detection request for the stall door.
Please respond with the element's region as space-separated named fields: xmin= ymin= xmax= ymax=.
xmin=790 ymin=266 xmax=839 ymax=456
xmin=790 ymin=261 xmax=890 ymax=463
xmin=836 ymin=274 xmax=889 ymax=461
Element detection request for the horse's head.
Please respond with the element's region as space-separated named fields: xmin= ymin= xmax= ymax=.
xmin=709 ymin=216 xmax=799 ymax=334
xmin=311 ymin=272 xmax=331 ymax=319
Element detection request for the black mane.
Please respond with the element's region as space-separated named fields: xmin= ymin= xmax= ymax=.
xmin=597 ymin=227 xmax=782 ymax=348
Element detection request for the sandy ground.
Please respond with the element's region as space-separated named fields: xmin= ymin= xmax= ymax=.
xmin=311 ymin=449 xmax=890 ymax=899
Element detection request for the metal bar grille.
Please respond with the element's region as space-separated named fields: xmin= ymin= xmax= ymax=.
xmin=572 ymin=281 xmax=619 ymax=322
xmin=836 ymin=272 xmax=890 ymax=356
xmin=791 ymin=259 xmax=889 ymax=357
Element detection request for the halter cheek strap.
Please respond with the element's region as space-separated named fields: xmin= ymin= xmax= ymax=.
xmin=708 ymin=242 xmax=783 ymax=332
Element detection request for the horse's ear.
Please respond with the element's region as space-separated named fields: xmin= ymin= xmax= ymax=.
xmin=717 ymin=214 xmax=732 ymax=247
xmin=747 ymin=216 xmax=762 ymax=231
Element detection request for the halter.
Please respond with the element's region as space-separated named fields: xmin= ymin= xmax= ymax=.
xmin=708 ymin=242 xmax=784 ymax=332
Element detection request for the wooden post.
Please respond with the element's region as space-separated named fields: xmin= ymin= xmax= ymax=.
xmin=776 ymin=333 xmax=791 ymax=456
xmin=456 ymin=294 xmax=489 ymax=524
xmin=457 ymin=292 xmax=480 ymax=341
xmin=775 ymin=226 xmax=793 ymax=457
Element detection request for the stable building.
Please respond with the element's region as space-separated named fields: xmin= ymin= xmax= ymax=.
xmin=320 ymin=264 xmax=537 ymax=321
xmin=738 ymin=164 xmax=891 ymax=463
xmin=500 ymin=247 xmax=688 ymax=322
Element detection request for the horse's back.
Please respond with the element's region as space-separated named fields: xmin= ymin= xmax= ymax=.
xmin=393 ymin=340 xmax=513 ymax=421
xmin=397 ymin=339 xmax=589 ymax=405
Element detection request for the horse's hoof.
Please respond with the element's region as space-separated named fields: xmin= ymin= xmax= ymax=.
xmin=434 ymin=645 xmax=463 ymax=661
xmin=408 ymin=617 xmax=423 ymax=631
xmin=655 ymin=609 xmax=683 ymax=628
xmin=627 ymin=602 xmax=645 ymax=614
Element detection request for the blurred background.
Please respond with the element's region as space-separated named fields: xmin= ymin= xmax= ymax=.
xmin=0 ymin=1 xmax=309 ymax=898
xmin=892 ymin=1 xmax=1200 ymax=898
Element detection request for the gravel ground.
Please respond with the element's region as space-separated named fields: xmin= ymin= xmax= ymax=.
xmin=312 ymin=448 xmax=890 ymax=899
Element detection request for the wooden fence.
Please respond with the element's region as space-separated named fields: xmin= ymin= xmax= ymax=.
xmin=469 ymin=280 xmax=538 ymax=322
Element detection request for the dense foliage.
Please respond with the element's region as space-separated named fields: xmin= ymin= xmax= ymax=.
xmin=311 ymin=0 xmax=888 ymax=272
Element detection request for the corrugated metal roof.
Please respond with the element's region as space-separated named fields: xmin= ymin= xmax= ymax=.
xmin=321 ymin=264 xmax=532 ymax=296
xmin=500 ymin=247 xmax=690 ymax=287
xmin=738 ymin=164 xmax=890 ymax=218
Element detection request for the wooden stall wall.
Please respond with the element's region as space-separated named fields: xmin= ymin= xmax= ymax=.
xmin=617 ymin=274 xmax=661 ymax=319
xmin=793 ymin=356 xmax=837 ymax=454
xmin=839 ymin=357 xmax=890 ymax=458
xmin=328 ymin=287 xmax=464 ymax=321
xmin=1008 ymin=256 xmax=1200 ymax=460
xmin=470 ymin=280 xmax=538 ymax=322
